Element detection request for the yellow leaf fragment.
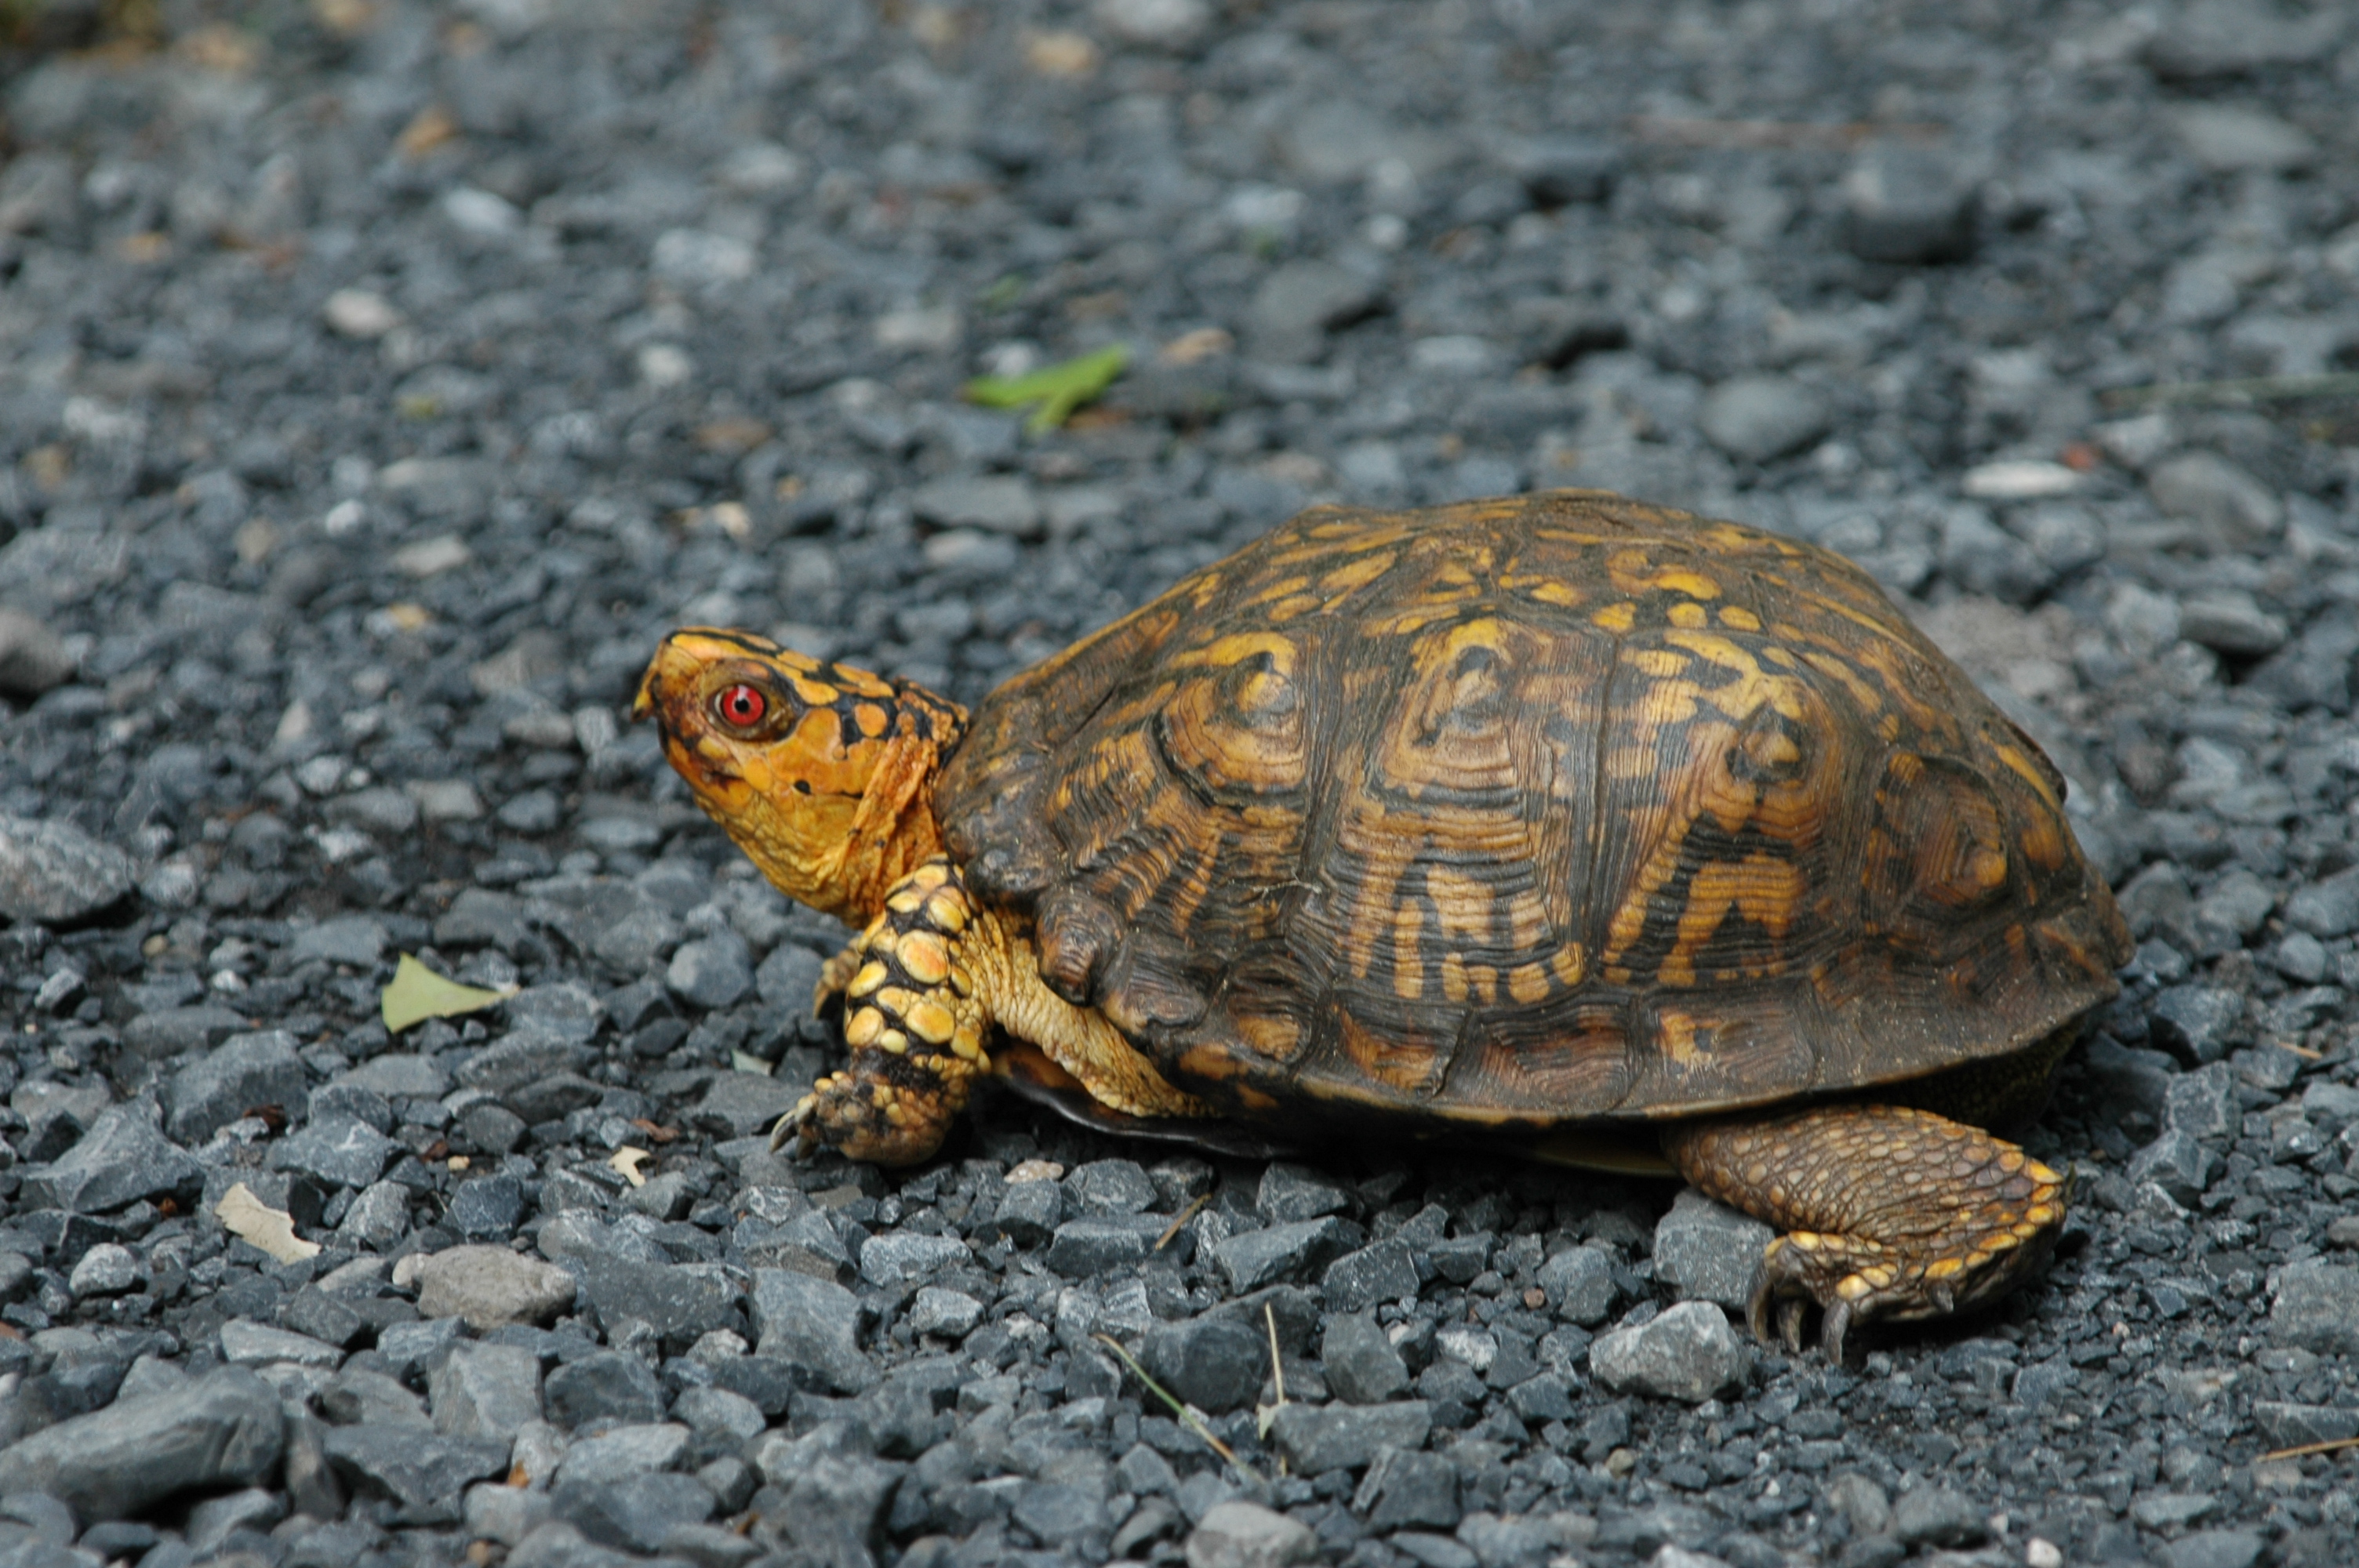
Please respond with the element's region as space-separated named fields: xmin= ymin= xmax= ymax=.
xmin=610 ymin=1147 xmax=651 ymax=1188
xmin=381 ymin=953 xmax=510 ymax=1033
xmin=217 ymin=1181 xmax=321 ymax=1264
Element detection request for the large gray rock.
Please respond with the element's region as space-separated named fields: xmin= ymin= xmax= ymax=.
xmin=165 ymin=1030 xmax=308 ymax=1143
xmin=0 ymin=815 xmax=134 ymax=925
xmin=1841 ymin=144 xmax=1978 ymax=263
xmin=1589 ymin=1303 xmax=1751 ymax=1403
xmin=0 ymin=1366 xmax=284 ymax=1521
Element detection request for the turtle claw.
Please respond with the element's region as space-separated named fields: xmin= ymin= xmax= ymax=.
xmin=769 ymin=1093 xmax=820 ymax=1155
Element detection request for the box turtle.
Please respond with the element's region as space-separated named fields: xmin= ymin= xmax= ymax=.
xmin=635 ymin=490 xmax=2130 ymax=1353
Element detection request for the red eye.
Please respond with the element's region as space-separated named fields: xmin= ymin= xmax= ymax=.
xmin=714 ymin=684 xmax=767 ymax=727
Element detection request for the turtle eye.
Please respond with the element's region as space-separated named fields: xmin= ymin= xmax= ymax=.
xmin=714 ymin=684 xmax=768 ymax=728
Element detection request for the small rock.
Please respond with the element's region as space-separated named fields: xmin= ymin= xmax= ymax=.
xmin=1094 ymin=0 xmax=1210 ymax=49
xmin=67 ymin=1243 xmax=140 ymax=1298
xmin=2284 ymin=866 xmax=2359 ymax=938
xmin=1212 ymin=1217 xmax=1355 ymax=1292
xmin=2270 ymin=1258 xmax=2359 ymax=1356
xmin=1589 ymin=1302 xmax=1750 ymax=1403
xmin=415 ymin=1245 xmax=579 ymax=1330
xmin=1652 ymin=1191 xmax=1772 ymax=1312
xmin=322 ymin=1425 xmax=511 ymax=1519
xmin=1267 ymin=1400 xmax=1431 ymax=1474
xmin=857 ymin=1230 xmax=970 ymax=1287
xmin=2148 ymin=985 xmax=2246 ymax=1064
xmin=19 ymin=1103 xmax=203 ymax=1214
xmin=2147 ymin=452 xmax=2282 ymax=550
xmin=2177 ymin=590 xmax=2288 ymax=658
xmin=1247 ymin=260 xmax=1383 ymax=362
xmin=2160 ymin=1530 xmax=2266 ymax=1568
xmin=1185 ymin=1499 xmax=1319 ymax=1568
xmin=905 ymin=1285 xmax=983 ymax=1340
xmin=0 ymin=815 xmax=133 ymax=925
xmin=1535 ymin=1246 xmax=1619 ymax=1327
xmin=2170 ymin=106 xmax=2316 ymax=172
xmin=2165 ymin=1063 xmax=2238 ymax=1142
xmin=1322 ymin=1238 xmax=1419 ymax=1312
xmin=1354 ymin=1446 xmax=1461 ymax=1530
xmin=318 ymin=1367 xmax=432 ymax=1428
xmin=1840 ymin=143 xmax=1978 ymax=263
xmin=1071 ymin=1158 xmax=1158 ymax=1214
xmin=1697 ymin=376 xmax=1830 ymax=463
xmin=1321 ymin=1311 xmax=1411 ymax=1406
xmin=556 ymin=1468 xmax=715 ymax=1553
xmin=552 ymin=1421 xmax=692 ymax=1487
xmin=2128 ymin=1129 xmax=2217 ymax=1206
xmin=449 ymin=1174 xmax=528 ymax=1237
xmin=578 ymin=1254 xmax=744 ymax=1347
xmin=1823 ymin=1472 xmax=1892 ymax=1537
xmin=544 ymin=1349 xmax=665 ymax=1430
xmin=0 ymin=1366 xmax=284 ymax=1521
xmin=1046 ymin=1214 xmax=1165 ymax=1276
xmin=910 ymin=476 xmax=1044 ymax=538
xmin=667 ymin=932 xmax=754 ymax=1011
xmin=270 ymin=1115 xmax=398 ymax=1190
xmin=1892 ymin=1483 xmax=1986 ymax=1548
xmin=0 ymin=608 xmax=75 ymax=699
xmin=220 ymin=1319 xmax=343 ymax=1370
xmin=1142 ymin=1315 xmax=1267 ymax=1414
xmin=754 ymin=944 xmax=823 ymax=1009
xmin=466 ymin=1482 xmax=555 ymax=1547
xmin=992 ymin=1178 xmax=1066 ymax=1246
xmin=165 ymin=1029 xmax=307 ymax=1144
xmin=431 ymin=1342 xmax=543 ymax=1443
xmin=749 ymin=1269 xmax=874 ymax=1393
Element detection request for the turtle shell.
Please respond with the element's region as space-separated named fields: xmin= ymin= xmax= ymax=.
xmin=935 ymin=491 xmax=2130 ymax=1131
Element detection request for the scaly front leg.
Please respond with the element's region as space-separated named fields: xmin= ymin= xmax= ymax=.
xmin=776 ymin=859 xmax=993 ymax=1166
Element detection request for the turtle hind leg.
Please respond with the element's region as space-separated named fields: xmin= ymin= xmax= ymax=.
xmin=1659 ymin=1104 xmax=2069 ymax=1361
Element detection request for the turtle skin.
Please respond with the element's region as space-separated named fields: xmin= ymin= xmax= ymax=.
xmin=936 ymin=490 xmax=2128 ymax=1133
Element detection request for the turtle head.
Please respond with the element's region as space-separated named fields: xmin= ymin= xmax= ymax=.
xmin=634 ymin=630 xmax=968 ymax=923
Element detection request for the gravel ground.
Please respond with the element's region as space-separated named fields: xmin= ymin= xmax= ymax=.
xmin=2 ymin=2 xmax=2358 ymax=1566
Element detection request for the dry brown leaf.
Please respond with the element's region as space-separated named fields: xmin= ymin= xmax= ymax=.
xmin=217 ymin=1181 xmax=322 ymax=1264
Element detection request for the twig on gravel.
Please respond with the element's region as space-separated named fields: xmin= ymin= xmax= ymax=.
xmin=1155 ymin=1192 xmax=1210 ymax=1251
xmin=2100 ymin=372 xmax=2359 ymax=412
xmin=2259 ymin=1435 xmax=2359 ymax=1462
xmin=1096 ymin=1333 xmax=1262 ymax=1485
xmin=1627 ymin=116 xmax=1946 ymax=151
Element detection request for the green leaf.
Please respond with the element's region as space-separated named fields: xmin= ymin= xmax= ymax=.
xmin=961 ymin=343 xmax=1130 ymax=434
xmin=381 ymin=952 xmax=510 ymax=1033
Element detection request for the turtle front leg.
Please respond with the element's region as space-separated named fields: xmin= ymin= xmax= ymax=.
xmin=776 ymin=859 xmax=993 ymax=1166
xmin=1659 ymin=1104 xmax=2068 ymax=1360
